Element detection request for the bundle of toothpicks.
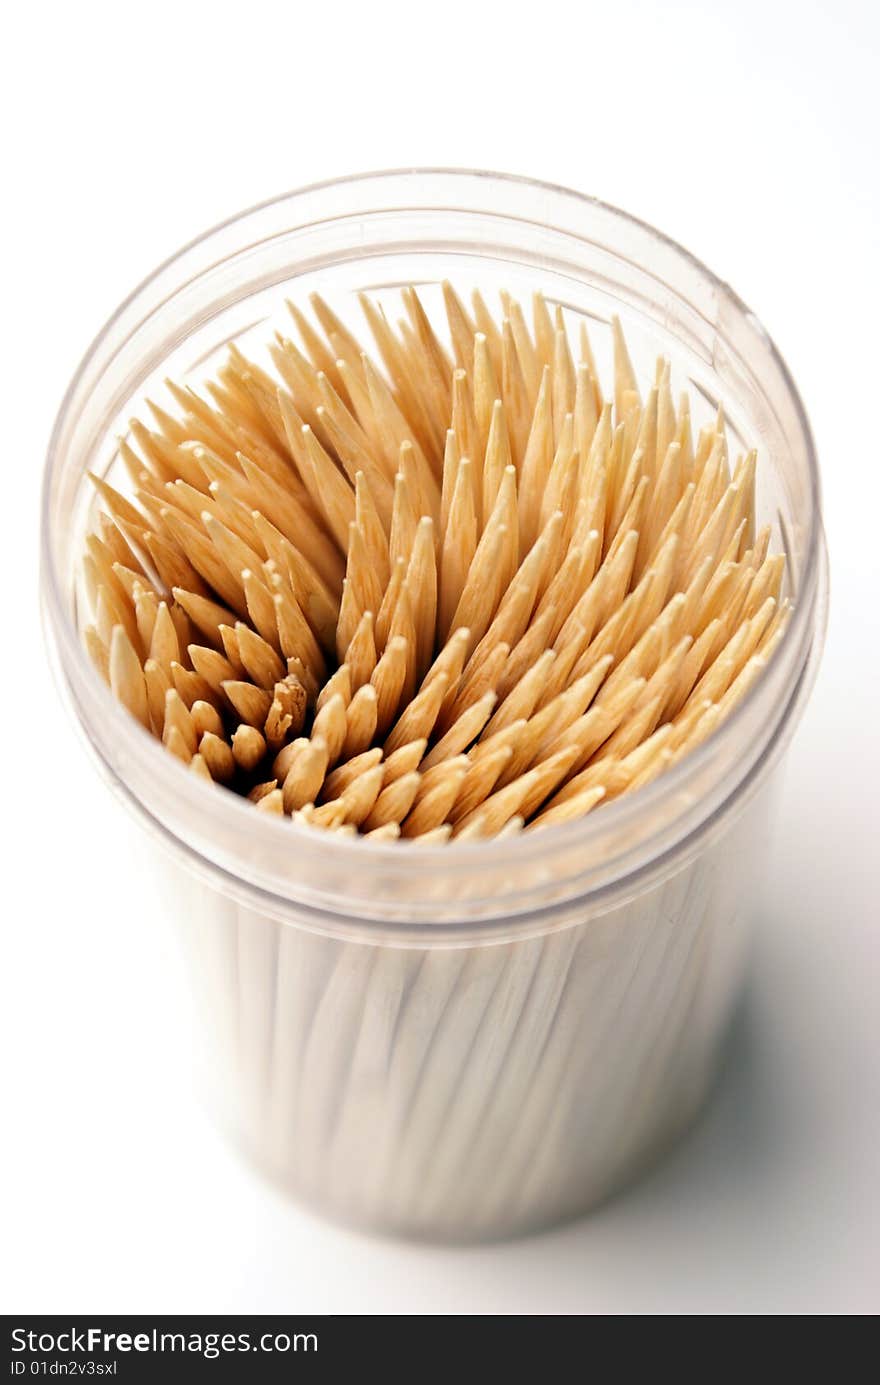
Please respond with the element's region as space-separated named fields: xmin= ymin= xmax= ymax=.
xmin=83 ymin=285 xmax=788 ymax=842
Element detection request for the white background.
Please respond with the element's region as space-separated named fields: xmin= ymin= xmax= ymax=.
xmin=2 ymin=0 xmax=878 ymax=1315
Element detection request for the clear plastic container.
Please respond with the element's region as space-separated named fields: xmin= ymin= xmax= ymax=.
xmin=40 ymin=170 xmax=828 ymax=1240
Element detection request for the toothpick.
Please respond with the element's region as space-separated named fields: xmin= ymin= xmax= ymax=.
xmin=109 ymin=626 xmax=149 ymax=729
xmin=405 ymin=516 xmax=437 ymax=675
xmin=439 ymin=456 xmax=477 ymax=636
xmin=381 ymin=738 xmax=427 ymax=784
xmin=370 ymin=635 xmax=409 ymax=734
xmin=442 ymin=281 xmax=477 ymax=369
xmin=330 ymin=763 xmax=385 ymax=827
xmin=449 ymin=741 xmax=515 ymax=824
xmin=282 ymin=737 xmax=329 ymax=813
xmin=363 ymin=770 xmax=422 ymax=832
xmin=322 ymin=748 xmax=384 ymax=801
xmin=232 ymin=723 xmax=266 ymax=772
xmin=311 ymin=692 xmax=348 ymax=766
xmin=191 ymin=700 xmax=224 ymax=740
xmin=529 ymin=785 xmax=606 ymax=830
xmin=517 ymin=367 xmax=553 ymax=553
xmin=221 ymin=680 xmax=272 ymax=728
xmin=420 ymin=691 xmax=496 ymax=771
xmin=170 ymin=662 xmax=216 ymax=711
xmin=199 ymin=730 xmax=236 ymax=783
xmin=342 ymin=683 xmax=379 ymax=759
xmin=88 ymin=286 xmax=786 ymax=839
xmin=143 ymin=658 xmax=171 ymax=733
xmin=384 ymin=672 xmax=450 ymax=756
xmin=401 ymin=762 xmax=468 ymax=837
xmin=84 ymin=626 xmax=109 ymax=683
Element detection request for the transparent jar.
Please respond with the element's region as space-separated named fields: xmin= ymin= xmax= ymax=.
xmin=40 ymin=170 xmax=828 ymax=1240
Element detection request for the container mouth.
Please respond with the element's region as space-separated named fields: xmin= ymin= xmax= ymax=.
xmin=40 ymin=168 xmax=828 ymax=936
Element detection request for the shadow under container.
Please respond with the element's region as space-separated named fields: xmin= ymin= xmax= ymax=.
xmin=41 ymin=171 xmax=827 ymax=1240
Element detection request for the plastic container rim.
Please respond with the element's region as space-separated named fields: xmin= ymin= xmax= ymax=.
xmin=39 ymin=167 xmax=828 ymax=932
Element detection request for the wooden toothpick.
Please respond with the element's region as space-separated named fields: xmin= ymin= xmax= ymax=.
xmin=86 ymin=285 xmax=788 ymax=839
